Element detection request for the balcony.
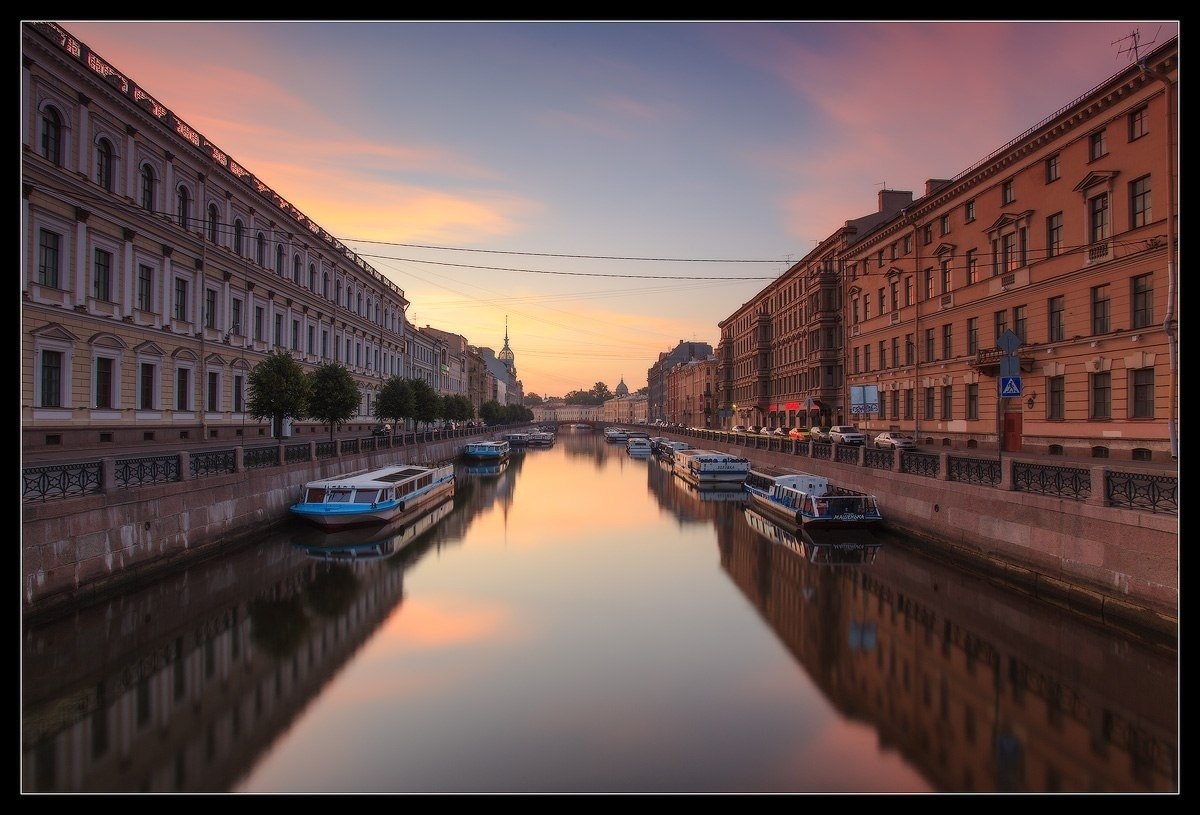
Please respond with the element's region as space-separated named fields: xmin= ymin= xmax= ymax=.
xmin=969 ymin=346 xmax=1035 ymax=375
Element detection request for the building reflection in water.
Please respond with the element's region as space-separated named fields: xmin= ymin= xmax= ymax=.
xmin=717 ymin=502 xmax=1176 ymax=793
xmin=22 ymin=432 xmax=1176 ymax=793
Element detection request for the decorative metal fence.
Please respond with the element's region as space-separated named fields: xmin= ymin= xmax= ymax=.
xmin=22 ymin=461 xmax=102 ymax=502
xmin=1013 ymin=461 xmax=1091 ymax=500
xmin=118 ymin=454 xmax=180 ymax=487
xmin=190 ymin=449 xmax=235 ymax=478
xmin=948 ymin=455 xmax=1002 ymax=487
xmin=1105 ymin=469 xmax=1178 ymax=514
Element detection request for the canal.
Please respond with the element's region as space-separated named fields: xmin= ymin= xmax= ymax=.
xmin=20 ymin=428 xmax=1177 ymax=794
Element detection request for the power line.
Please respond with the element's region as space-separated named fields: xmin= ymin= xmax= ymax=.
xmin=342 ymin=238 xmax=785 ymax=264
xmin=353 ymin=253 xmax=779 ymax=280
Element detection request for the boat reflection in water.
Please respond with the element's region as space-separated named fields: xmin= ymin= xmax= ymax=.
xmin=293 ymin=493 xmax=456 ymax=562
xmin=743 ymin=506 xmax=882 ymax=566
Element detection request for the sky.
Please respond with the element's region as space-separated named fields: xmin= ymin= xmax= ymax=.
xmin=55 ymin=20 xmax=1179 ymax=399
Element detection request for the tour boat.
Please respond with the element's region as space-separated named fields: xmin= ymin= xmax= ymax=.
xmin=462 ymin=439 xmax=511 ymax=462
xmin=294 ymin=492 xmax=456 ymax=561
xmin=528 ymin=431 xmax=555 ymax=447
xmin=604 ymin=427 xmax=630 ymax=443
xmin=653 ymin=440 xmax=690 ymax=461
xmin=671 ymin=449 xmax=751 ymax=488
xmin=290 ymin=462 xmax=456 ymax=531
xmin=743 ymin=468 xmax=883 ymax=529
xmin=743 ymin=506 xmax=882 ymax=565
xmin=502 ymin=432 xmax=531 ymax=446
xmin=626 ymin=437 xmax=653 ymax=456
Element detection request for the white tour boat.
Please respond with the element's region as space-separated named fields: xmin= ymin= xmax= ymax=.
xmin=626 ymin=437 xmax=653 ymax=456
xmin=462 ymin=439 xmax=511 ymax=462
xmin=743 ymin=468 xmax=883 ymax=529
xmin=671 ymin=449 xmax=751 ymax=488
xmin=290 ymin=462 xmax=456 ymax=531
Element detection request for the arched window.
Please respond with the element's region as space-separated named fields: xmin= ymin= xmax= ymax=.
xmin=323 ymin=272 xmax=330 ymax=298
xmin=140 ymin=164 xmax=156 ymax=211
xmin=207 ymin=203 xmax=220 ymax=243
xmin=357 ymin=293 xmax=363 ymax=315
xmin=292 ymin=254 xmax=301 ymax=285
xmin=96 ymin=137 xmax=114 ymax=191
xmin=233 ymin=219 xmax=244 ymax=255
xmin=309 ymin=263 xmax=317 ymax=291
xmin=256 ymin=232 xmax=266 ymax=266
xmin=336 ymin=280 xmax=342 ymax=305
xmin=40 ymin=106 xmax=62 ymax=165
xmin=176 ymin=186 xmax=191 ymax=229
xmin=275 ymin=244 xmax=285 ymax=276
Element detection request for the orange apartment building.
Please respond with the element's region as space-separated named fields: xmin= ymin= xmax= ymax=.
xmin=719 ymin=37 xmax=1177 ymax=463
xmin=663 ymin=355 xmax=718 ymax=429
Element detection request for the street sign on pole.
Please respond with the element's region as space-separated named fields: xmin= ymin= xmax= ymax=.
xmin=1000 ymin=376 xmax=1023 ymax=397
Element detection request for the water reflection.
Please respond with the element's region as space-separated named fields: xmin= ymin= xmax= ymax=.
xmin=21 ymin=429 xmax=1176 ymax=793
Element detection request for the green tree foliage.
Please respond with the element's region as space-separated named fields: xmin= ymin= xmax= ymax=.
xmin=408 ymin=378 xmax=441 ymax=428
xmin=479 ymin=400 xmax=504 ymax=425
xmin=376 ymin=377 xmax=415 ymax=435
xmin=307 ymin=362 xmax=361 ymax=441
xmin=247 ymin=350 xmax=312 ymax=439
xmin=442 ymin=394 xmax=475 ymax=424
xmin=564 ymin=389 xmax=601 ymax=406
xmin=523 ymin=392 xmax=544 ymax=406
xmin=590 ymin=382 xmax=613 ymax=401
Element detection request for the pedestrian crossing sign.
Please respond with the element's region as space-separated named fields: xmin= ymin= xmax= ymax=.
xmin=1000 ymin=376 xmax=1022 ymax=397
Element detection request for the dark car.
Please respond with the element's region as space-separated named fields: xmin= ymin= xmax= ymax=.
xmin=372 ymin=422 xmax=392 ymax=437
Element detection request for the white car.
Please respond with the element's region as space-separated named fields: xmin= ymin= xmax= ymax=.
xmin=874 ymin=431 xmax=916 ymax=450
xmin=731 ymin=425 xmax=748 ymax=433
xmin=827 ymin=425 xmax=866 ymax=445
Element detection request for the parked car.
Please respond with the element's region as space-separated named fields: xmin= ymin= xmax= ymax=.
xmin=372 ymin=422 xmax=392 ymax=437
xmin=808 ymin=426 xmax=831 ymax=443
xmin=749 ymin=425 xmax=763 ymax=434
xmin=787 ymin=427 xmax=808 ymax=440
xmin=771 ymin=426 xmax=790 ymax=436
xmin=874 ymin=431 xmax=916 ymax=450
xmin=828 ymin=425 xmax=866 ymax=445
xmin=731 ymin=425 xmax=748 ymax=433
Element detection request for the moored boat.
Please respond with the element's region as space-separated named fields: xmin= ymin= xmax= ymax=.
xmin=743 ymin=468 xmax=883 ymax=529
xmin=672 ymin=449 xmax=751 ymax=488
xmin=290 ymin=462 xmax=456 ymax=531
xmin=603 ymin=427 xmax=630 ymax=443
xmin=626 ymin=437 xmax=653 ymax=456
xmin=294 ymin=492 xmax=456 ymax=561
xmin=502 ymin=432 xmax=531 ymax=446
xmin=528 ymin=431 xmax=555 ymax=447
xmin=462 ymin=439 xmax=511 ymax=461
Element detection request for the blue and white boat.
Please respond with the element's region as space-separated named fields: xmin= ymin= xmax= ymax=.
xmin=672 ymin=449 xmax=751 ymax=488
xmin=462 ymin=439 xmax=511 ymax=462
xmin=743 ymin=468 xmax=883 ymax=529
xmin=290 ymin=462 xmax=456 ymax=531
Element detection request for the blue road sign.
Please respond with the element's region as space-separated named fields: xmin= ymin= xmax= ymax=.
xmin=1000 ymin=376 xmax=1022 ymax=397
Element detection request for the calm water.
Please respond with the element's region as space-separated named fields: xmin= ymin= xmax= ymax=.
xmin=21 ymin=429 xmax=1177 ymax=794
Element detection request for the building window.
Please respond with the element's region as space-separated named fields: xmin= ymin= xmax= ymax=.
xmin=965 ymin=249 xmax=978 ymax=285
xmin=889 ymin=242 xmax=897 ymax=261
xmin=40 ymin=349 xmax=63 ymax=407
xmin=291 ymin=319 xmax=300 ymax=351
xmin=176 ymin=367 xmax=190 ymax=411
xmin=139 ymin=361 xmax=156 ymax=410
xmin=922 ymin=225 xmax=933 ymax=245
xmin=904 ymin=389 xmax=914 ymax=420
xmin=1046 ymin=212 xmax=1063 ymax=258
xmin=941 ymin=385 xmax=953 ymax=420
xmin=205 ymin=289 xmax=217 ymax=329
xmin=890 ymin=337 xmax=899 ymax=369
xmin=1089 ymin=371 xmax=1111 ymax=419
xmin=233 ymin=374 xmax=245 ymax=413
xmin=93 ymin=248 xmax=113 ymax=302
xmin=1013 ymin=305 xmax=1027 ymax=343
xmin=941 ymin=324 xmax=953 ymax=359
xmin=1048 ymin=376 xmax=1065 ymax=420
xmin=274 ymin=314 xmax=283 ymax=347
xmin=293 ymin=255 xmax=302 ymax=285
xmin=174 ymin=278 xmax=188 ymax=321
xmin=206 ymin=203 xmax=220 ymax=244
xmin=863 ymin=344 xmax=871 ymax=372
xmin=207 ymin=371 xmax=220 ymax=412
xmin=904 ymin=333 xmax=914 ymax=366
xmin=1048 ymin=295 xmax=1065 ymax=342
xmin=140 ymin=165 xmax=155 ymax=211
xmin=309 ymin=263 xmax=317 ymax=291
xmin=966 ymin=383 xmax=979 ymax=420
xmin=890 ymin=389 xmax=900 ymax=420
xmin=1131 ymin=368 xmax=1154 ymax=418
xmin=923 ymin=267 xmax=934 ymax=300
xmin=903 ymin=234 xmax=912 ymax=254
xmin=1091 ymin=284 xmax=1110 ymax=335
xmin=307 ymin=325 xmax=315 ymax=355
xmin=940 ymin=214 xmax=950 ymax=236
xmin=137 ymin=264 xmax=153 ymax=312
xmin=256 ymin=232 xmax=266 ymax=266
xmin=1089 ymin=129 xmax=1107 ymax=160
xmin=1001 ymin=232 xmax=1020 ymax=273
xmin=1089 ymin=193 xmax=1109 ymax=243
xmin=1130 ymin=176 xmax=1152 ymax=228
xmin=323 ymin=272 xmax=330 ymax=298
xmin=94 ymin=356 xmax=114 ymax=409
xmin=1045 ymin=154 xmax=1060 ymax=183
xmin=275 ymin=245 xmax=285 ymax=276
xmin=994 ymin=310 xmax=1007 ymax=343
xmin=967 ymin=317 xmax=978 ymax=355
xmin=1129 ymin=105 xmax=1148 ymax=141
xmin=964 ymin=199 xmax=976 ymax=223
xmin=924 ymin=328 xmax=935 ymax=362
xmin=863 ymin=293 xmax=871 ymax=321
xmin=40 ymin=106 xmax=62 ymax=165
xmin=878 ymin=340 xmax=886 ymax=369
xmin=904 ymin=276 xmax=914 ymax=306
xmin=38 ymin=229 xmax=61 ymax=288
xmin=96 ymin=138 xmax=114 ymax=191
xmin=233 ymin=220 xmax=244 ymax=255
xmin=321 ymin=329 xmax=329 ymax=358
xmin=1001 ymin=179 xmax=1014 ymax=204
xmin=940 ymin=259 xmax=952 ymax=294
xmin=1131 ymin=274 xmax=1154 ymax=330
xmin=923 ymin=387 xmax=935 ymax=421
xmin=176 ymin=186 xmax=190 ymax=229
xmin=254 ymin=306 xmax=264 ymax=341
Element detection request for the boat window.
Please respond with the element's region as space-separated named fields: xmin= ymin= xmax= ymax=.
xmin=327 ymin=488 xmax=355 ymax=503
xmin=355 ymin=489 xmax=381 ymax=504
xmin=305 ymin=487 xmax=327 ymax=503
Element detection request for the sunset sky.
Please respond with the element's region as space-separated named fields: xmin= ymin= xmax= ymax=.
xmin=56 ymin=20 xmax=1179 ymax=398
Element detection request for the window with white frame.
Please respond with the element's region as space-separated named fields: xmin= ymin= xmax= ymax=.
xmin=137 ymin=264 xmax=153 ymax=311
xmin=93 ymin=352 xmax=117 ymax=409
xmin=206 ymin=370 xmax=220 ymax=412
xmin=138 ymin=359 xmax=158 ymax=410
xmin=1045 ymin=153 xmax=1060 ymax=183
xmin=205 ymin=288 xmax=217 ymax=329
xmin=1128 ymin=106 xmax=1148 ymax=141
xmin=140 ymin=164 xmax=155 ymax=211
xmin=177 ymin=185 xmax=190 ymax=229
xmin=93 ymin=248 xmax=113 ymax=301
xmin=175 ymin=364 xmax=192 ymax=411
xmin=173 ymin=277 xmax=189 ymax=321
xmin=1089 ymin=191 xmax=1110 ymax=243
xmin=1131 ymin=274 xmax=1153 ymax=330
xmin=41 ymin=105 xmax=63 ymax=165
xmin=96 ymin=137 xmax=114 ymax=192
xmin=39 ymin=348 xmax=65 ymax=408
xmin=1046 ymin=212 xmax=1063 ymax=258
xmin=1001 ymin=179 xmax=1014 ymax=204
xmin=1130 ymin=175 xmax=1152 ymax=228
xmin=1089 ymin=129 xmax=1107 ymax=161
xmin=38 ymin=228 xmax=61 ymax=288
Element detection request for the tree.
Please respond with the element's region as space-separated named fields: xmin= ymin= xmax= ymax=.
xmin=479 ymin=399 xmax=504 ymax=425
xmin=408 ymin=378 xmax=441 ymax=428
xmin=564 ymin=389 xmax=602 ymax=406
xmin=247 ymin=350 xmax=311 ymax=439
xmin=590 ymin=382 xmax=613 ymax=402
xmin=376 ymin=377 xmax=414 ymax=435
xmin=442 ymin=394 xmax=474 ymax=424
xmin=307 ymin=362 xmax=361 ymax=441
xmin=524 ymin=392 xmax=544 ymax=406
